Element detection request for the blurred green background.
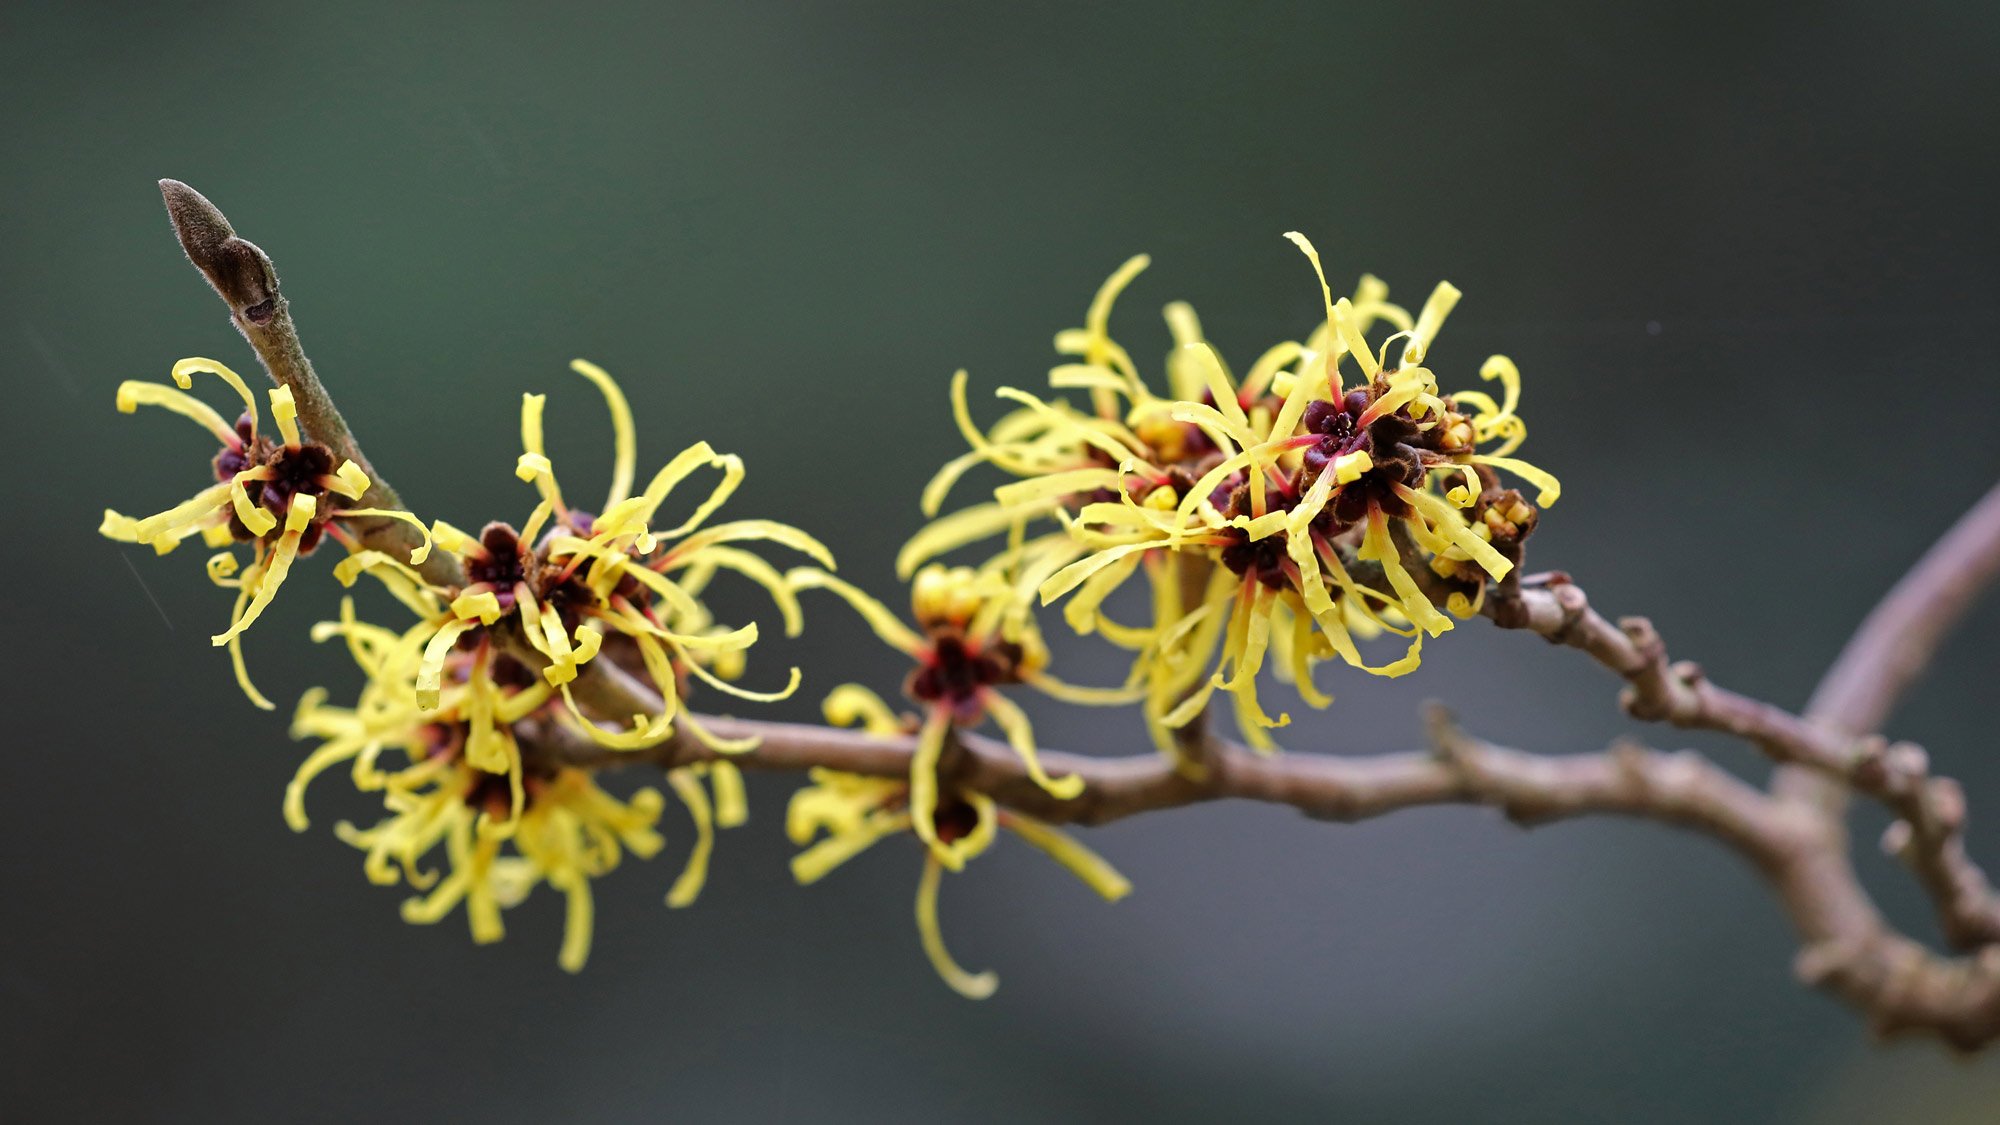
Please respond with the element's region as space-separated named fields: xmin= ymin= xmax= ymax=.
xmin=7 ymin=1 xmax=2000 ymax=1120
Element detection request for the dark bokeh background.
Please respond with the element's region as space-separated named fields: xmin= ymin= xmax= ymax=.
xmin=7 ymin=2 xmax=2000 ymax=1120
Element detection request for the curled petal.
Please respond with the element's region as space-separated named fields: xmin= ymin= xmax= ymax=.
xmin=340 ymin=507 xmax=432 ymax=564
xmin=1022 ymin=670 xmax=1145 ymax=706
xmin=1471 ymin=454 xmax=1561 ymax=507
xmin=908 ymin=711 xmax=951 ymax=858
xmin=283 ymin=736 xmax=361 ymax=832
xmin=1402 ymin=281 xmax=1462 ymax=367
xmin=980 ymin=692 xmax=1084 ymax=801
xmin=556 ymin=684 xmax=676 ymax=750
xmin=170 ymin=357 xmax=259 ymax=432
xmin=708 ymin=761 xmax=748 ymax=829
xmin=667 ymin=519 xmax=834 ymax=570
xmin=822 ymin=683 xmax=909 ymax=737
xmin=787 ymin=569 xmax=924 ymax=655
xmin=665 ymin=769 xmax=716 ymax=909
xmin=680 ymin=652 xmax=800 ymax=704
xmin=898 ymin=501 xmax=1043 ymax=581
xmin=415 ymin=618 xmax=476 ymax=710
xmin=115 ymin=380 xmax=236 ymax=444
xmin=268 ymin=385 xmax=302 ymax=448
xmin=1002 ymin=813 xmax=1132 ymax=901
xmin=225 ymin=583 xmax=276 ymax=711
xmin=790 ymin=810 xmax=908 ymax=884
xmin=553 ymin=872 xmax=594 ymax=974
xmin=916 ymin=855 xmax=998 ymax=1000
xmin=1401 ymin=487 xmax=1513 ymax=581
xmin=1283 ymin=231 xmax=1344 ymax=396
xmin=325 ymin=460 xmax=372 ymax=500
xmin=570 ymin=359 xmax=637 ymax=510
xmin=1478 ymin=354 xmax=1521 ymax=420
xmin=211 ymin=495 xmax=318 ymax=646
xmin=227 ymin=470 xmax=278 ymax=539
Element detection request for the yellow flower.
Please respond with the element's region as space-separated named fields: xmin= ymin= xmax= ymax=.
xmin=901 ymin=238 xmax=1558 ymax=755
xmin=1036 ymin=233 xmax=1560 ymax=748
xmin=787 ymin=686 xmax=1129 ymax=998
xmin=331 ymin=359 xmax=827 ymax=763
xmin=286 ymin=598 xmax=545 ymax=832
xmin=333 ymin=757 xmax=667 ymax=972
xmin=897 ymin=255 xmax=1193 ymax=584
xmin=894 ymin=261 xmax=1242 ymax=763
xmin=100 ymin=358 xmax=427 ymax=709
xmin=896 ymin=254 xmax=1399 ymax=756
xmin=790 ymin=563 xmax=1138 ymax=860
xmin=237 ymin=357 xmax=800 ymax=959
xmin=291 ymin=604 xmax=748 ymax=971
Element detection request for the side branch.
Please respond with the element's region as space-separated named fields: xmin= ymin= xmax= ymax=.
xmin=1806 ymin=479 xmax=2000 ymax=734
xmin=1776 ymin=479 xmax=2000 ymax=814
xmin=1482 ymin=575 xmax=1861 ymax=770
xmin=529 ymin=700 xmax=2000 ymax=1048
xmin=1479 ymin=571 xmax=2000 ymax=949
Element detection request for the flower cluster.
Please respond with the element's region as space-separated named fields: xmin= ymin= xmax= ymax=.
xmin=105 ymin=358 xmax=809 ymax=969
xmin=336 ymin=359 xmax=824 ymax=765
xmin=105 ymin=227 xmax=1557 ymax=993
xmin=907 ymin=234 xmax=1560 ymax=758
xmin=287 ymin=603 xmax=743 ymax=970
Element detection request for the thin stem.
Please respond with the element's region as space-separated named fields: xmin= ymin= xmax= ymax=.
xmin=525 ymin=704 xmax=2000 ymax=1048
xmin=1775 ymin=479 xmax=2000 ymax=810
xmin=159 ymin=180 xmax=462 ymax=587
xmin=1807 ymin=479 xmax=2000 ymax=732
xmin=1471 ymin=568 xmax=2000 ymax=950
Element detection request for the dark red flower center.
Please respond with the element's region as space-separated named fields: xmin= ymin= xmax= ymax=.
xmin=907 ymin=631 xmax=1024 ymax=708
